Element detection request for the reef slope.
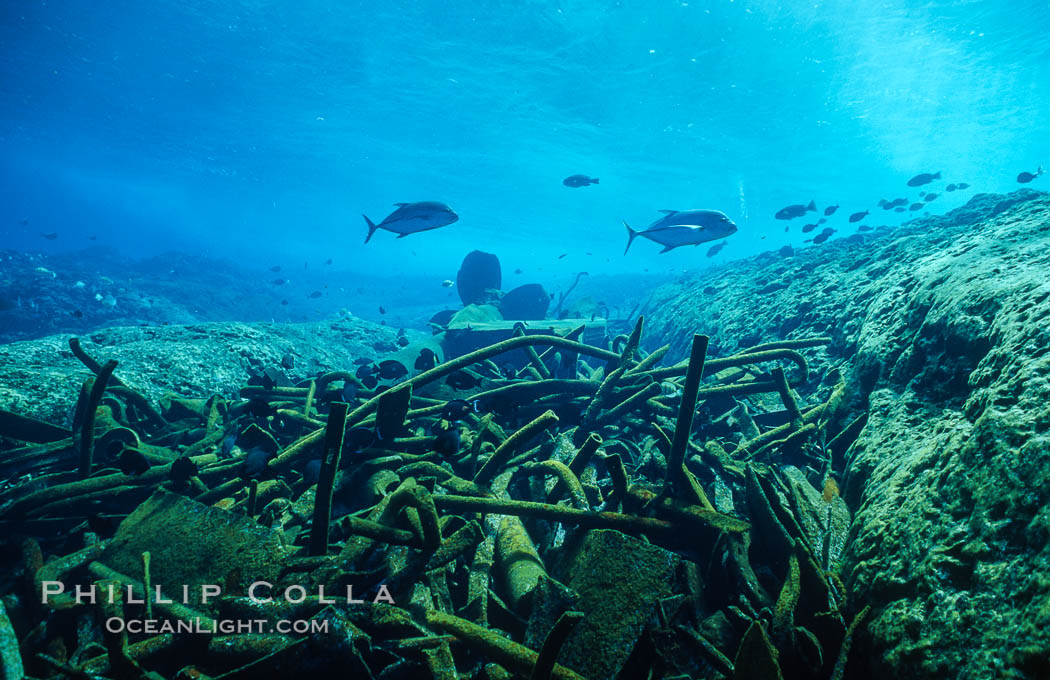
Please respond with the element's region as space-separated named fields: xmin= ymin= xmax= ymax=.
xmin=643 ymin=189 xmax=1050 ymax=678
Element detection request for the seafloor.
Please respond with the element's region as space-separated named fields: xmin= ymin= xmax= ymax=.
xmin=0 ymin=189 xmax=1047 ymax=680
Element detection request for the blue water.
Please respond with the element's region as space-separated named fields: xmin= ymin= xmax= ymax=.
xmin=2 ymin=0 xmax=1049 ymax=280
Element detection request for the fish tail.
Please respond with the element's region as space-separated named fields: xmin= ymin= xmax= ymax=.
xmin=1039 ymin=165 xmax=1044 ymax=176
xmin=807 ymin=200 xmax=816 ymax=211
xmin=363 ymin=215 xmax=378 ymax=243
xmin=623 ymin=221 xmax=639 ymax=255
xmin=591 ymin=178 xmax=600 ymax=184
xmin=933 ymin=171 xmax=941 ymax=179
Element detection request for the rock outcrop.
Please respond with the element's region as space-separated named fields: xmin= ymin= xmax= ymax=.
xmin=0 ymin=318 xmax=400 ymax=426
xmin=642 ymin=189 xmax=1050 ymax=678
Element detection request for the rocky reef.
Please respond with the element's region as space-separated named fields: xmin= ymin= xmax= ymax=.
xmin=643 ymin=188 xmax=1050 ymax=678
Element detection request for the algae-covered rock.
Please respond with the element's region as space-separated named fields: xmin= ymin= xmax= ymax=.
xmin=0 ymin=600 xmax=22 ymax=680
xmin=555 ymin=529 xmax=680 ymax=680
xmin=0 ymin=319 xmax=399 ymax=426
xmin=100 ymin=489 xmax=291 ymax=613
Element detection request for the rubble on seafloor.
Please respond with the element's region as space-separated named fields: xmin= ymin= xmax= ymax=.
xmin=0 ymin=319 xmax=867 ymax=679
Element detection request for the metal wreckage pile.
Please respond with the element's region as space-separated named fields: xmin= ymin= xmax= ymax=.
xmin=0 ymin=320 xmax=870 ymax=680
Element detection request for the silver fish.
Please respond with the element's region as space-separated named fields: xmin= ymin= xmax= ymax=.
xmin=363 ymin=201 xmax=458 ymax=243
xmin=623 ymin=209 xmax=737 ymax=254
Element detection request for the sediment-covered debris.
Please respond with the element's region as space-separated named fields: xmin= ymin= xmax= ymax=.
xmin=0 ymin=317 xmax=861 ymax=679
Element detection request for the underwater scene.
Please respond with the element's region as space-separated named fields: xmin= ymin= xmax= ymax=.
xmin=2 ymin=1 xmax=1050 ymax=678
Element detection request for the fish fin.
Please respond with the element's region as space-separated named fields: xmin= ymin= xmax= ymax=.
xmin=363 ymin=215 xmax=379 ymax=244
xmin=658 ymin=209 xmax=677 ymax=214
xmin=1039 ymin=166 xmax=1044 ymax=175
xmin=623 ymin=221 xmax=639 ymax=255
xmin=807 ymin=200 xmax=816 ymax=211
xmin=393 ymin=202 xmax=410 ymax=206
xmin=396 ymin=233 xmax=409 ymax=238
xmin=659 ymin=244 xmax=675 ymax=254
xmin=591 ymin=178 xmax=599 ymax=184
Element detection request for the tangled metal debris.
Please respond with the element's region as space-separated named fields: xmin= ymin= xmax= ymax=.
xmin=0 ymin=321 xmax=868 ymax=679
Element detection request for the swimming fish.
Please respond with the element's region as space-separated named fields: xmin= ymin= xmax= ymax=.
xmin=848 ymin=211 xmax=869 ymax=223
xmin=955 ymin=182 xmax=970 ymax=190
xmin=344 ymin=426 xmax=375 ymax=452
xmin=378 ymin=359 xmax=407 ymax=380
xmin=945 ymin=184 xmax=957 ymax=192
xmin=40 ymin=232 xmax=58 ymax=240
xmin=824 ymin=205 xmax=838 ymax=216
xmin=812 ymin=228 xmax=836 ymax=244
xmin=441 ymin=279 xmax=454 ymax=287
xmin=271 ymin=278 xmax=286 ymax=285
xmin=563 ymin=174 xmax=599 ymax=187
xmin=706 ymin=241 xmax=727 ymax=257
xmin=894 ymin=207 xmax=906 ymax=212
xmin=241 ymin=447 xmax=272 ymax=479
xmin=246 ymin=398 xmax=271 ymax=419
xmin=909 ymin=203 xmax=924 ymax=211
xmin=623 ymin=210 xmax=737 ymax=254
xmin=308 ymin=290 xmax=322 ymax=299
xmin=1017 ymin=166 xmax=1043 ymax=183
xmin=415 ymin=348 xmax=439 ymax=371
xmin=858 ymin=225 xmax=872 ymax=232
xmin=221 ymin=433 xmax=238 ymax=457
xmin=443 ymin=398 xmax=480 ymax=421
xmin=775 ymin=201 xmax=816 ymax=220
xmin=924 ymin=193 xmax=938 ymax=202
xmin=363 ymin=201 xmax=458 ymax=243
xmin=269 ymin=265 xmax=281 ymax=272
xmin=907 ymin=172 xmax=940 ymax=187
xmin=446 ymin=370 xmax=482 ymax=390
xmin=433 ymin=426 xmax=461 ymax=456
xmin=119 ymin=448 xmax=151 ymax=476
xmin=802 ymin=223 xmax=818 ymax=233
xmin=281 ymin=353 xmax=295 ymax=370
xmin=170 ymin=456 xmax=198 ymax=487
xmin=303 ymin=459 xmax=322 ymax=486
